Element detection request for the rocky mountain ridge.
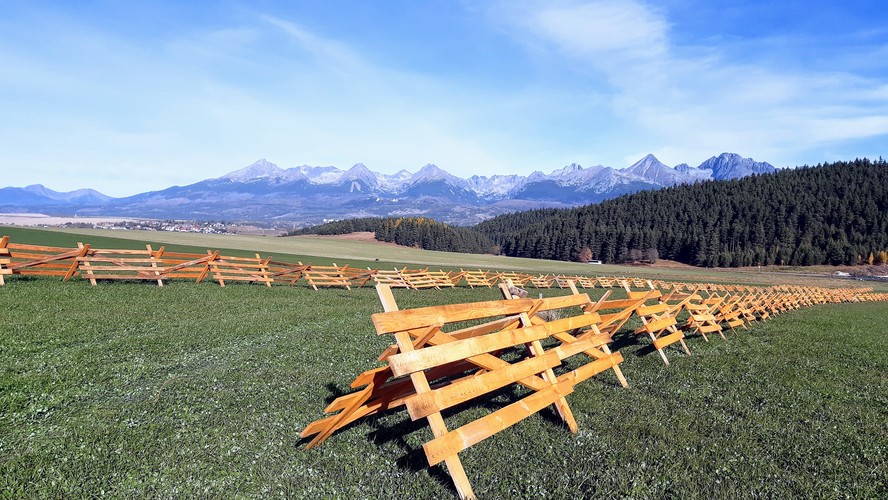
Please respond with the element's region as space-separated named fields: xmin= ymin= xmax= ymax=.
xmin=0 ymin=153 xmax=776 ymax=226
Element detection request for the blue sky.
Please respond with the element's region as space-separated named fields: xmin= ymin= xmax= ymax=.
xmin=2 ymin=0 xmax=887 ymax=196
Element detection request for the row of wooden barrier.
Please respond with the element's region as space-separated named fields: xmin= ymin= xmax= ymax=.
xmin=0 ymin=237 xmax=303 ymax=287
xmin=301 ymin=278 xmax=885 ymax=498
xmin=301 ymin=284 xmax=627 ymax=499
xmin=2 ymin=236 xmax=886 ymax=305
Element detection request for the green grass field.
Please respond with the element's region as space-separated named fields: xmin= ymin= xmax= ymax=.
xmin=1 ymin=226 xmax=886 ymax=497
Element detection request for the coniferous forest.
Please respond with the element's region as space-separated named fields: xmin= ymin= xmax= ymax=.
xmin=292 ymin=159 xmax=888 ymax=267
xmin=476 ymin=158 xmax=888 ymax=266
xmin=290 ymin=216 xmax=497 ymax=254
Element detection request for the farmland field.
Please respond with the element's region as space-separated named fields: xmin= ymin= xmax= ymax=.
xmin=1 ymin=226 xmax=887 ymax=497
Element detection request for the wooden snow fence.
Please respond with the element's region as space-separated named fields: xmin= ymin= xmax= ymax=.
xmin=651 ymin=279 xmax=675 ymax=290
xmin=209 ymin=254 xmax=309 ymax=287
xmin=399 ymin=268 xmax=458 ymax=290
xmin=498 ymin=271 xmax=532 ymax=287
xmin=596 ymin=277 xmax=617 ymax=288
xmin=0 ymin=244 xmax=10 ymax=286
xmin=395 ymin=267 xmax=433 ymax=289
xmin=343 ymin=266 xmax=377 ymax=289
xmin=713 ymin=293 xmax=748 ymax=332
xmin=680 ymin=292 xmax=726 ymax=341
xmin=303 ymin=264 xmax=376 ymax=290
xmin=860 ymin=292 xmax=888 ymax=302
xmin=265 ymin=260 xmax=310 ymax=285
xmin=0 ymin=236 xmax=87 ymax=282
xmin=461 ymin=269 xmax=500 ymax=288
xmin=760 ymin=292 xmax=780 ymax=319
xmin=373 ymin=268 xmax=411 ymax=288
xmin=631 ymin=278 xmax=651 ymax=289
xmin=499 ymin=282 xmax=629 ymax=388
xmin=554 ymin=275 xmax=575 ymax=288
xmin=77 ymin=244 xmax=167 ymax=285
xmin=424 ymin=270 xmax=459 ymax=289
xmin=152 ymin=249 xmax=216 ymax=282
xmin=206 ymin=252 xmax=273 ymax=287
xmin=528 ymin=274 xmax=555 ymax=288
xmin=765 ymin=292 xmax=788 ymax=315
xmin=301 ymin=284 xmax=626 ymax=499
xmin=734 ymin=293 xmax=761 ymax=323
xmin=301 ymin=264 xmax=349 ymax=290
xmin=630 ymin=288 xmax=693 ymax=365
xmin=577 ymin=276 xmax=598 ymax=288
xmin=442 ymin=270 xmax=467 ymax=287
xmin=762 ymin=291 xmax=786 ymax=317
xmin=569 ymin=283 xmax=655 ymax=338
xmin=373 ymin=267 xmax=464 ymax=289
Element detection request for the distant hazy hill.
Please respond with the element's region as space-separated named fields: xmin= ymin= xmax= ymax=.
xmin=0 ymin=184 xmax=112 ymax=206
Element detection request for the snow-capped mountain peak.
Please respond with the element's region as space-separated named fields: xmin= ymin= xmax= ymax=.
xmin=697 ymin=152 xmax=776 ymax=179
xmin=340 ymin=163 xmax=377 ymax=185
xmin=467 ymin=174 xmax=526 ymax=197
xmin=2 ymin=152 xmax=777 ymax=227
xmin=550 ymin=163 xmax=584 ymax=177
xmin=626 ymin=154 xmax=669 ymax=176
xmin=624 ymin=154 xmax=681 ymax=185
xmin=412 ymin=164 xmax=455 ymax=182
xmin=220 ymin=159 xmax=283 ymax=181
xmin=212 ymin=152 xmax=773 ymax=201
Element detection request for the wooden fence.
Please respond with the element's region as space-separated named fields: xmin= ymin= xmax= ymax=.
xmin=1 ymin=235 xmax=886 ymax=304
xmin=301 ymin=284 xmax=626 ymax=499
xmin=300 ymin=278 xmax=887 ymax=497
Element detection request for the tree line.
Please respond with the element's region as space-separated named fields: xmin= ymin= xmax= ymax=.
xmin=476 ymin=158 xmax=888 ymax=267
xmin=289 ymin=216 xmax=496 ymax=254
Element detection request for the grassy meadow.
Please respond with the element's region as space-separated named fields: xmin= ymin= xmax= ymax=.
xmin=1 ymin=226 xmax=887 ymax=497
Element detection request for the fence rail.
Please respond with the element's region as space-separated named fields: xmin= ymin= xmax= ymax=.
xmin=1 ymin=235 xmax=885 ymax=304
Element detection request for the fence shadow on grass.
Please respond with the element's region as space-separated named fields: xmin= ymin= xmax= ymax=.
xmin=321 ymin=381 xmax=352 ymax=406
xmin=614 ymin=330 xmax=693 ymax=360
xmin=356 ymin=382 xmax=568 ymax=497
xmin=608 ymin=330 xmax=644 ymax=353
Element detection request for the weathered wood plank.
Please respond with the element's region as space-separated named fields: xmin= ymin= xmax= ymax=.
xmin=406 ymin=351 xmax=562 ymax=420
xmin=388 ymin=325 xmax=549 ymax=377
xmin=652 ymin=330 xmax=684 ymax=350
xmin=636 ymin=303 xmax=669 ymax=316
xmin=644 ymin=316 xmax=677 ymax=333
xmin=557 ymin=352 xmax=624 ymax=385
xmin=422 ymin=379 xmax=574 ymax=467
xmin=372 ymin=299 xmax=536 ymax=335
xmin=387 ymin=313 xmax=602 ymax=377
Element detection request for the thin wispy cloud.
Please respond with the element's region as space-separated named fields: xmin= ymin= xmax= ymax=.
xmin=490 ymin=0 xmax=888 ymax=167
xmin=0 ymin=1 xmax=886 ymax=195
xmin=523 ymin=0 xmax=668 ymax=61
xmin=261 ymin=16 xmax=364 ymax=74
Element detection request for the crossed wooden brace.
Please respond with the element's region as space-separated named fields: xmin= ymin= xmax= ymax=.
xmin=300 ymin=284 xmax=628 ymax=499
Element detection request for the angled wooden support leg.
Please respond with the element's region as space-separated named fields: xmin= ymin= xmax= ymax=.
xmin=393 ymin=329 xmax=475 ymax=500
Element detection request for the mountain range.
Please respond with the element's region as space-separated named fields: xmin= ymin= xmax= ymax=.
xmin=0 ymin=153 xmax=775 ymax=226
